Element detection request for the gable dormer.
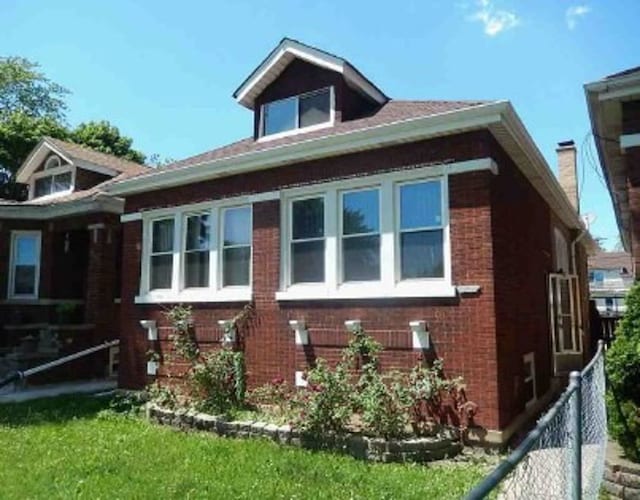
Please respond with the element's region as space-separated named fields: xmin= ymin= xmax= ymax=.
xmin=233 ymin=38 xmax=388 ymax=140
xmin=15 ymin=137 xmax=148 ymax=201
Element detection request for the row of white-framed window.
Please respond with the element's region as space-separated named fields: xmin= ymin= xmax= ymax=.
xmin=141 ymin=175 xmax=450 ymax=300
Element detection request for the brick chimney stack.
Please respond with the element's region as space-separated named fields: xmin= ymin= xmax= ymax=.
xmin=557 ymin=140 xmax=579 ymax=213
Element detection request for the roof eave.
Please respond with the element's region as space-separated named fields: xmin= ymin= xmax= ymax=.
xmin=0 ymin=194 xmax=124 ymax=220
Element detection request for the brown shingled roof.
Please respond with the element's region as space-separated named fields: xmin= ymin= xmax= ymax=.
xmin=127 ymin=99 xmax=492 ymax=180
xmin=588 ymin=252 xmax=632 ymax=270
xmin=45 ymin=137 xmax=151 ymax=177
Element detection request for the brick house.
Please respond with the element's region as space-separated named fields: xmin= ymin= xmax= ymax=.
xmin=585 ymin=67 xmax=640 ymax=276
xmin=103 ymin=39 xmax=593 ymax=443
xmin=1 ymin=39 xmax=593 ymax=443
xmin=0 ymin=137 xmax=149 ymax=381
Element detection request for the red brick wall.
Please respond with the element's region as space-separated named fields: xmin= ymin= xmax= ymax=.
xmin=119 ymin=131 xmax=506 ymax=429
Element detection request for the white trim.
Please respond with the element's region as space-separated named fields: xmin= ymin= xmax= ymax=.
xmin=73 ymin=159 xmax=119 ymax=177
xmin=278 ymin=166 xmax=455 ymax=300
xmin=289 ymin=319 xmax=309 ymax=345
xmin=121 ymin=212 xmax=142 ymax=223
xmin=8 ymin=230 xmax=42 ymax=300
xmin=44 ymin=155 xmax=62 ymax=170
xmin=15 ymin=139 xmax=74 ymax=183
xmin=104 ymin=103 xmax=506 ymax=197
xmin=597 ymin=83 xmax=640 ymax=102
xmin=621 ymin=133 xmax=640 ymax=150
xmin=136 ymin=200 xmax=254 ymax=304
xmin=258 ymin=86 xmax=335 ymax=141
xmin=233 ymin=39 xmax=386 ymax=109
xmin=410 ymin=320 xmax=430 ymax=350
xmin=523 ymin=352 xmax=537 ymax=408
xmin=29 ymin=165 xmax=75 ymax=201
xmin=0 ymin=195 xmax=124 ymax=220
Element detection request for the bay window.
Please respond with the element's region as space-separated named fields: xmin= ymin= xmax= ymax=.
xmin=8 ymin=231 xmax=41 ymax=299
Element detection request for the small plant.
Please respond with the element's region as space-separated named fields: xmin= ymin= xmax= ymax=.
xmin=343 ymin=324 xmax=382 ymax=369
xmin=55 ymin=303 xmax=78 ymax=324
xmin=164 ymin=304 xmax=199 ymax=362
xmin=147 ymin=381 xmax=179 ymax=410
xmin=358 ymin=366 xmax=410 ymax=439
xmin=189 ymin=349 xmax=246 ymax=415
xmin=291 ymin=359 xmax=353 ymax=435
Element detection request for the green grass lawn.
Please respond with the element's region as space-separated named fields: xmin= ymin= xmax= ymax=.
xmin=0 ymin=395 xmax=487 ymax=499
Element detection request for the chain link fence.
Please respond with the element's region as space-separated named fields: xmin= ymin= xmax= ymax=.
xmin=467 ymin=341 xmax=607 ymax=499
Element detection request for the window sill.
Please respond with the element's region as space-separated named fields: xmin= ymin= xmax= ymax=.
xmin=135 ymin=288 xmax=252 ymax=304
xmin=275 ymin=282 xmax=456 ymax=301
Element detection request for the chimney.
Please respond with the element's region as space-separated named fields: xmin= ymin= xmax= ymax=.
xmin=557 ymin=140 xmax=579 ymax=213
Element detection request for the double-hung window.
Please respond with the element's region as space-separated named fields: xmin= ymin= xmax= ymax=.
xmin=222 ymin=207 xmax=251 ymax=287
xmin=8 ymin=231 xmax=42 ymax=299
xmin=279 ymin=170 xmax=451 ymax=300
xmin=140 ymin=204 xmax=252 ymax=303
xmin=398 ymin=180 xmax=444 ymax=279
xmin=150 ymin=218 xmax=175 ymax=290
xmin=290 ymin=197 xmax=325 ymax=284
xmin=341 ymin=189 xmax=380 ymax=282
xmin=261 ymin=87 xmax=333 ymax=138
xmin=184 ymin=214 xmax=211 ymax=288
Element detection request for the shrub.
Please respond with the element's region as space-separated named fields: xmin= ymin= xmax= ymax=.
xmin=292 ymin=359 xmax=354 ymax=435
xmin=607 ymin=281 xmax=640 ymax=462
xmin=358 ymin=366 xmax=410 ymax=439
xmin=189 ymin=349 xmax=246 ymax=415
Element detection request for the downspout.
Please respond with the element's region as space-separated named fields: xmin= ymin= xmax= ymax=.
xmin=571 ymin=229 xmax=588 ymax=355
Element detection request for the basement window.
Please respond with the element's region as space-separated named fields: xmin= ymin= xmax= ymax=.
xmin=261 ymin=87 xmax=333 ymax=139
xmin=523 ymin=353 xmax=536 ymax=408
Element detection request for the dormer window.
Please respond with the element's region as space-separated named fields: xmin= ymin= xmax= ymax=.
xmin=261 ymin=87 xmax=333 ymax=139
xmin=30 ymin=154 xmax=73 ymax=199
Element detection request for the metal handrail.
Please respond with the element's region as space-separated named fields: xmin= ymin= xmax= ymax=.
xmin=466 ymin=340 xmax=605 ymax=499
xmin=0 ymin=339 xmax=119 ymax=390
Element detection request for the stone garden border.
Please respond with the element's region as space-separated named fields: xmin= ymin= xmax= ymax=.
xmin=147 ymin=405 xmax=463 ymax=463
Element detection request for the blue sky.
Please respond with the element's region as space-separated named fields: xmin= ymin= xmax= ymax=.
xmin=3 ymin=1 xmax=639 ymax=248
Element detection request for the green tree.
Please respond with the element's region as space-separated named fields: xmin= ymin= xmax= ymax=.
xmin=0 ymin=56 xmax=68 ymax=119
xmin=71 ymin=121 xmax=145 ymax=164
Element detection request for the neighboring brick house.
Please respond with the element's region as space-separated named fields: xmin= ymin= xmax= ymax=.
xmin=0 ymin=137 xmax=150 ymax=382
xmin=101 ymin=38 xmax=594 ymax=443
xmin=586 ymin=67 xmax=640 ymax=276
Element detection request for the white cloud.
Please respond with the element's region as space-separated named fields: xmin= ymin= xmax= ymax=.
xmin=469 ymin=0 xmax=520 ymax=37
xmin=566 ymin=5 xmax=591 ymax=30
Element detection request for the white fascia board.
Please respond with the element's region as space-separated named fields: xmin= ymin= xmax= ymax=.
xmin=106 ymin=101 xmax=508 ymax=197
xmin=15 ymin=140 xmax=75 ymax=183
xmin=0 ymin=196 xmax=124 ymax=220
xmin=621 ymin=133 xmax=640 ymax=150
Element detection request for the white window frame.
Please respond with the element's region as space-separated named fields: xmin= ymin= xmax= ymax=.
xmin=339 ymin=186 xmax=382 ymax=284
xmin=8 ymin=230 xmax=42 ymax=300
xmin=220 ymin=205 xmax=253 ymax=289
xmin=44 ymin=155 xmax=62 ymax=170
xmin=29 ymin=163 xmax=75 ymax=200
xmin=277 ymin=167 xmax=454 ymax=301
xmin=148 ymin=217 xmax=176 ymax=292
xmin=137 ymin=202 xmax=252 ymax=304
xmin=259 ymin=86 xmax=335 ymax=141
xmin=523 ymin=352 xmax=537 ymax=408
xmin=549 ymin=273 xmax=582 ymax=356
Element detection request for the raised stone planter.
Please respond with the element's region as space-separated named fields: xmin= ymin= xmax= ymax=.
xmin=604 ymin=440 xmax=640 ymax=499
xmin=147 ymin=405 xmax=462 ymax=463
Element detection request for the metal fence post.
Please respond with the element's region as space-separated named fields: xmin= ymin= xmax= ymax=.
xmin=570 ymin=370 xmax=582 ymax=500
